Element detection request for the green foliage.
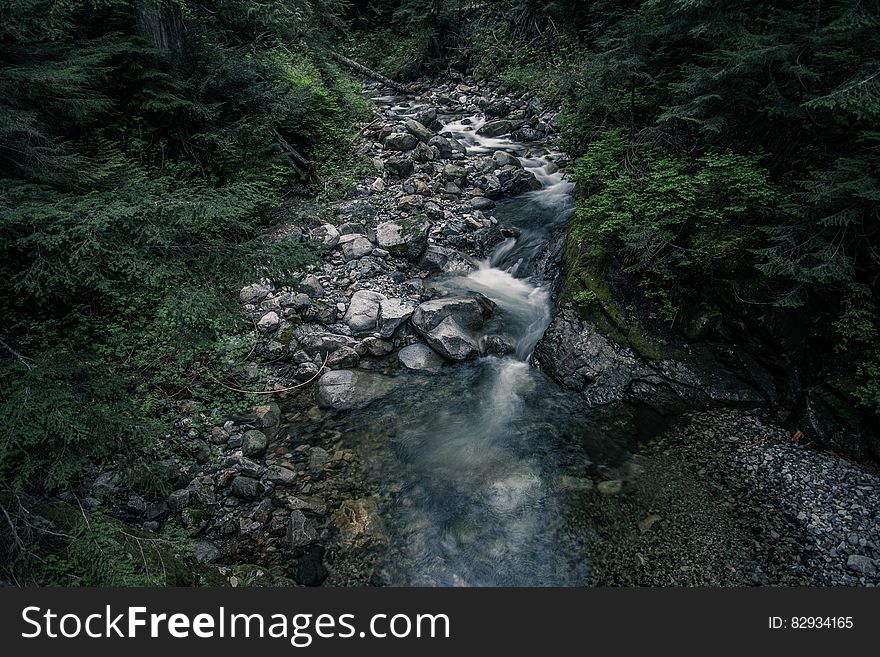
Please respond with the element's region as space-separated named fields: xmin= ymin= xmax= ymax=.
xmin=0 ymin=2 xmax=355 ymax=502
xmin=467 ymin=0 xmax=880 ymax=415
xmin=12 ymin=504 xmax=196 ymax=586
xmin=571 ymin=129 xmax=778 ymax=321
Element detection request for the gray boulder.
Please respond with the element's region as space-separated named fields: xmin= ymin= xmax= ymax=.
xmin=309 ymin=223 xmax=340 ymax=248
xmin=340 ymin=235 xmax=374 ymax=261
xmin=384 ymin=133 xmax=418 ymax=151
xmin=230 ymin=475 xmax=263 ymax=501
xmin=257 ymin=311 xmax=280 ymax=333
xmin=378 ymin=298 xmax=415 ymax=338
xmin=299 ymin=332 xmax=355 ymax=355
xmin=315 ymin=369 xmax=397 ymax=409
xmin=239 ymin=283 xmax=271 ymax=305
xmin=477 ymin=120 xmax=512 ymax=137
xmin=300 ymin=275 xmax=325 ymax=299
xmin=385 ymin=156 xmax=414 ymax=178
xmin=343 ymin=289 xmax=385 ymax=336
xmin=470 ymin=196 xmax=496 ymax=211
xmin=398 ymin=343 xmax=444 ymax=371
xmin=410 ymin=296 xmax=494 ymax=361
xmin=376 ymin=216 xmax=430 ymax=261
xmin=242 ymin=429 xmax=268 ymax=457
xmin=493 ymin=150 xmax=521 ymax=169
xmin=265 ymin=465 xmax=297 ymax=487
xmin=326 ymin=345 xmax=360 ymax=369
xmin=443 ymin=163 xmax=468 ymax=187
xmin=405 ymin=119 xmax=434 ymax=143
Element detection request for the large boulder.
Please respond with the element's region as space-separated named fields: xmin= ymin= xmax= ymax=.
xmin=378 ymin=298 xmax=415 ymax=338
xmin=398 ymin=343 xmax=444 ymax=371
xmin=343 ymin=289 xmax=385 ymax=336
xmin=533 ymin=305 xmax=763 ymax=412
xmin=405 ymin=119 xmax=434 ymax=143
xmin=493 ymin=150 xmax=522 ymax=169
xmin=385 ymin=156 xmax=414 ymax=178
xmin=477 ymin=120 xmax=512 ymax=137
xmin=410 ymin=296 xmax=494 ymax=361
xmin=315 ymin=370 xmax=397 ymax=409
xmin=384 ymin=132 xmax=418 ymax=151
xmin=376 ymin=216 xmax=430 ymax=261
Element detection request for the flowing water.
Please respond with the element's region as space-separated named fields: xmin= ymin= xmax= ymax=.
xmin=311 ymin=103 xmax=638 ymax=586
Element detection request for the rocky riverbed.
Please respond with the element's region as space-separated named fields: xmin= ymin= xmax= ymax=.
xmin=99 ymin=73 xmax=879 ymax=587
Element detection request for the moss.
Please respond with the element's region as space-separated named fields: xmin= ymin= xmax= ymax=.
xmin=278 ymin=325 xmax=296 ymax=347
xmin=563 ymin=234 xmax=672 ymax=363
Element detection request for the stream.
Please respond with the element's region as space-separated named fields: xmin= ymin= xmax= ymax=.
xmin=309 ymin=104 xmax=640 ymax=586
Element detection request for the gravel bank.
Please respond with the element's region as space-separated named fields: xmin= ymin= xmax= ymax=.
xmin=580 ymin=410 xmax=880 ymax=586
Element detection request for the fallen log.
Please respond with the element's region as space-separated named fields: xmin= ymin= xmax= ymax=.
xmin=329 ymin=51 xmax=410 ymax=95
xmin=273 ymin=128 xmax=318 ymax=184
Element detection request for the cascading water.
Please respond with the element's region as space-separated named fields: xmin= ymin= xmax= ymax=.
xmin=308 ymin=103 xmax=634 ymax=586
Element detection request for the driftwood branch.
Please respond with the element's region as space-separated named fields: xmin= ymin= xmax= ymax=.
xmin=329 ymin=51 xmax=410 ymax=95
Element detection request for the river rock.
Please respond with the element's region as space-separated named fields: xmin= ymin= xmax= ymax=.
xmin=230 ymin=475 xmax=263 ymax=501
xmin=265 ymin=465 xmax=297 ymax=486
xmin=410 ymin=296 xmax=494 ymax=361
xmin=483 ymin=100 xmax=511 ymax=119
xmin=299 ymin=332 xmax=355 ymax=355
xmin=315 ymin=370 xmax=356 ymax=409
xmin=384 ymin=132 xmax=418 ymax=151
xmin=477 ymin=120 xmax=512 ymax=137
xmin=310 ymin=223 xmax=340 ymax=248
xmin=376 ymin=217 xmax=430 ymax=261
xmin=299 ymin=275 xmax=325 ymax=298
xmin=256 ymin=311 xmax=280 ymax=333
xmin=357 ymin=336 xmax=394 ymax=357
xmin=341 ymin=235 xmax=374 ymax=261
xmin=504 ymin=168 xmax=542 ymax=194
xmin=493 ymin=150 xmax=521 ymax=168
xmin=326 ymin=345 xmax=360 ymax=369
xmin=443 ymin=163 xmax=468 ymax=187
xmin=398 ymin=343 xmax=444 ymax=370
xmin=512 ymin=126 xmax=545 ymax=142
xmin=239 ymin=283 xmax=271 ymax=305
xmin=470 ymin=196 xmax=496 ymax=211
xmin=287 ymin=510 xmax=317 ymax=548
xmin=343 ymin=289 xmax=384 ymax=336
xmin=385 ymin=156 xmax=414 ymax=178
xmin=242 ymin=429 xmax=268 ymax=457
xmin=405 ymin=119 xmax=434 ymax=143
xmin=419 ymin=245 xmax=476 ymax=274
xmin=378 ymin=298 xmax=415 ymax=338
xmin=315 ymin=369 xmax=397 ymax=409
xmin=428 ymin=135 xmax=453 ymax=158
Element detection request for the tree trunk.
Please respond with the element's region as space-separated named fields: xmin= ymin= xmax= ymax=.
xmin=135 ymin=1 xmax=185 ymax=57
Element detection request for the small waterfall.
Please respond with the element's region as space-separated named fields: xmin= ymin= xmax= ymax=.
xmin=324 ymin=103 xmax=600 ymax=587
